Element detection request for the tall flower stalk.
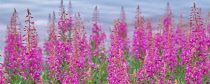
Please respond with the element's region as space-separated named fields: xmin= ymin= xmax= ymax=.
xmin=183 ymin=3 xmax=210 ymax=83
xmin=107 ymin=20 xmax=130 ymax=84
xmin=132 ymin=5 xmax=147 ymax=60
xmin=89 ymin=6 xmax=107 ymax=83
xmin=44 ymin=12 xmax=62 ymax=83
xmin=19 ymin=9 xmax=43 ymax=83
xmin=4 ymin=9 xmax=22 ymax=76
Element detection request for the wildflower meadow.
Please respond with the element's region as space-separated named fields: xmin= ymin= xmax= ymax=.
xmin=0 ymin=0 xmax=210 ymax=84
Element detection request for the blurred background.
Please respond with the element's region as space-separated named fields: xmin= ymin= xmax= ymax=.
xmin=0 ymin=0 xmax=210 ymax=63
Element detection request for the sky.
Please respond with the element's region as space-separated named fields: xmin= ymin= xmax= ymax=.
xmin=0 ymin=0 xmax=210 ymax=63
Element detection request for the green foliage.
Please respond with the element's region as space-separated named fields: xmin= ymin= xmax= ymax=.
xmin=88 ymin=40 xmax=108 ymax=84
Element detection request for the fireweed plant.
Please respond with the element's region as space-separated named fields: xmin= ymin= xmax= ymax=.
xmin=108 ymin=19 xmax=130 ymax=84
xmin=3 ymin=8 xmax=44 ymax=83
xmin=2 ymin=1 xmax=210 ymax=84
xmin=4 ymin=9 xmax=23 ymax=77
xmin=20 ymin=9 xmax=44 ymax=83
xmin=89 ymin=6 xmax=107 ymax=84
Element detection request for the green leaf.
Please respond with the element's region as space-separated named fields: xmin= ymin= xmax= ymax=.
xmin=165 ymin=75 xmax=170 ymax=79
xmin=176 ymin=55 xmax=181 ymax=62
